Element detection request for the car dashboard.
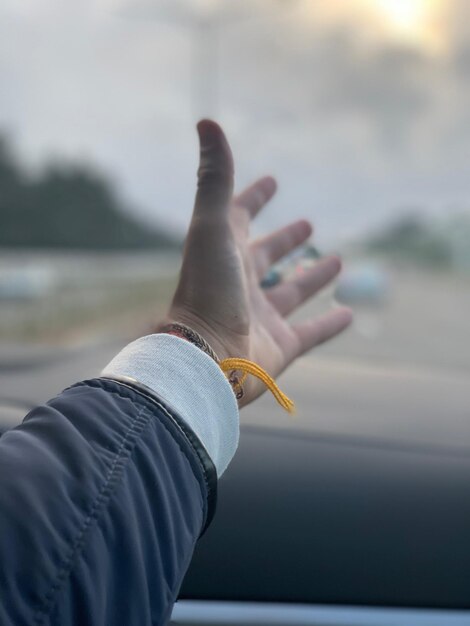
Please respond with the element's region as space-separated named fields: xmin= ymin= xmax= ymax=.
xmin=173 ymin=424 xmax=470 ymax=625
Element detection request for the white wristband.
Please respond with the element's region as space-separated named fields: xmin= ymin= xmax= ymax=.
xmin=101 ymin=334 xmax=239 ymax=477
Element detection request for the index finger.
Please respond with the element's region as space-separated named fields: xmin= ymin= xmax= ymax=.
xmin=233 ymin=176 xmax=277 ymax=219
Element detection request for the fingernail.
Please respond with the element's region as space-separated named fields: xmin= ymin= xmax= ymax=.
xmin=197 ymin=120 xmax=218 ymax=145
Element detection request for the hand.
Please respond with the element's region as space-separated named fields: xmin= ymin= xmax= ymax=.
xmin=163 ymin=120 xmax=352 ymax=406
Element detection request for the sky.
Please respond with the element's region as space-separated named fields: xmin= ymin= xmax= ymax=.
xmin=0 ymin=0 xmax=469 ymax=247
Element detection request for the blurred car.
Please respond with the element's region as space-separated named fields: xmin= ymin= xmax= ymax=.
xmin=334 ymin=263 xmax=390 ymax=307
xmin=0 ymin=267 xmax=56 ymax=301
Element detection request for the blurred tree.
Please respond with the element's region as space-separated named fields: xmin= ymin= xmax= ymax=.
xmin=366 ymin=213 xmax=453 ymax=269
xmin=0 ymin=135 xmax=179 ymax=250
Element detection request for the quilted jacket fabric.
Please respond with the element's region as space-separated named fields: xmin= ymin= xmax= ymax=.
xmin=0 ymin=377 xmax=217 ymax=625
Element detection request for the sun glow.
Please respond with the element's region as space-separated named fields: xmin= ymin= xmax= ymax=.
xmin=376 ymin=0 xmax=428 ymax=32
xmin=299 ymin=1 xmax=445 ymax=53
xmin=372 ymin=0 xmax=443 ymax=49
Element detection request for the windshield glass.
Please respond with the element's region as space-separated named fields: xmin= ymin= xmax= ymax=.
xmin=0 ymin=0 xmax=469 ymax=442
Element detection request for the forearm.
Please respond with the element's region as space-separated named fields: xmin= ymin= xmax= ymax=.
xmin=0 ymin=336 xmax=238 ymax=626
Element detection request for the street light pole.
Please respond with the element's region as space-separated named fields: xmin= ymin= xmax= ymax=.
xmin=111 ymin=0 xmax=302 ymax=121
xmin=191 ymin=13 xmax=220 ymax=119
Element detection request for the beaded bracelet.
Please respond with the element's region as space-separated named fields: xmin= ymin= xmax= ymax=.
xmin=158 ymin=322 xmax=220 ymax=363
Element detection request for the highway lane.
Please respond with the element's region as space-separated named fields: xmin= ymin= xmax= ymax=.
xmin=1 ymin=338 xmax=468 ymax=453
xmin=1 ymin=265 xmax=468 ymax=443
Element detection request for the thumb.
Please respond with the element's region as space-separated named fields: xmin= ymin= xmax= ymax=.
xmin=194 ymin=119 xmax=234 ymax=218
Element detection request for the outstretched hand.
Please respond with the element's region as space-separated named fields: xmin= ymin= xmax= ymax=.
xmin=163 ymin=120 xmax=352 ymax=406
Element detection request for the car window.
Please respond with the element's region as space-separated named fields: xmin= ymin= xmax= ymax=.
xmin=0 ymin=0 xmax=469 ymax=433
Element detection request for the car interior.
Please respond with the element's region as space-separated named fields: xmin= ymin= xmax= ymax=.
xmin=1 ymin=1 xmax=470 ymax=624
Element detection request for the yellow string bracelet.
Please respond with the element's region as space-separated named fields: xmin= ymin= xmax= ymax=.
xmin=158 ymin=323 xmax=295 ymax=414
xmin=220 ymin=358 xmax=296 ymax=414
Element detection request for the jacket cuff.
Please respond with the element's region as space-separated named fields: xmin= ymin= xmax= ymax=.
xmin=101 ymin=334 xmax=239 ymax=477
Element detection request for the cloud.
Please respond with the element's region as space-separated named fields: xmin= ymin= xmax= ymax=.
xmin=0 ymin=0 xmax=469 ymax=245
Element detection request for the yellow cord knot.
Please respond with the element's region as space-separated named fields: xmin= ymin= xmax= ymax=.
xmin=219 ymin=358 xmax=295 ymax=414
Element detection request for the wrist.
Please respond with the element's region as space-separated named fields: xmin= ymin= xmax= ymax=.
xmin=155 ymin=316 xmax=249 ymax=405
xmin=155 ymin=313 xmax=245 ymax=363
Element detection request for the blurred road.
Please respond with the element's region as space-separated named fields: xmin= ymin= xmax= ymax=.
xmin=0 ymin=266 xmax=469 ymax=450
xmin=0 ymin=338 xmax=468 ymax=454
xmin=299 ymin=267 xmax=470 ymax=374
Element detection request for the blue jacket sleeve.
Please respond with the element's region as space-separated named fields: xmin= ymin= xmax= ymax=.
xmin=0 ymin=377 xmax=217 ymax=626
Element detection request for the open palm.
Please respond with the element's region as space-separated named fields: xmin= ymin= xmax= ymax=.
xmin=167 ymin=120 xmax=352 ymax=406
